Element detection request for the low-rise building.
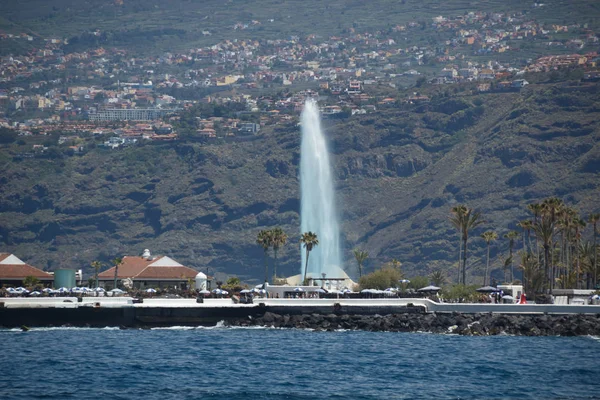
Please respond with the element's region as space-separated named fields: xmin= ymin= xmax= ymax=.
xmin=0 ymin=253 xmax=53 ymax=287
xmin=97 ymin=249 xmax=203 ymax=290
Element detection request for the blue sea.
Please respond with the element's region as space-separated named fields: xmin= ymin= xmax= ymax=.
xmin=1 ymin=325 xmax=599 ymax=399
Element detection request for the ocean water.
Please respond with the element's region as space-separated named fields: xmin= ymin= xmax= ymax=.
xmin=1 ymin=326 xmax=599 ymax=399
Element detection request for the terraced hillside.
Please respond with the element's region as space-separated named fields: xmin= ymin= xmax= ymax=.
xmin=1 ymin=79 xmax=598 ymax=283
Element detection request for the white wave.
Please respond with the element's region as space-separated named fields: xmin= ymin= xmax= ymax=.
xmin=1 ymin=326 xmax=121 ymax=332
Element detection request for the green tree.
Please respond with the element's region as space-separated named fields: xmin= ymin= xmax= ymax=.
xmin=358 ymin=266 xmax=402 ymax=291
xmin=481 ymin=230 xmax=498 ymax=286
xmin=352 ymin=248 xmax=369 ymax=278
xmin=270 ymin=227 xmax=288 ymax=281
xmin=256 ymin=229 xmax=273 ymax=283
xmin=408 ymin=276 xmax=430 ymax=291
xmin=441 ymin=284 xmax=479 ymax=302
xmin=430 ymin=270 xmax=446 ymax=287
xmin=300 ymin=231 xmax=319 ymax=283
xmin=503 ymin=230 xmax=519 ymax=283
xmin=450 ymin=205 xmax=485 ymax=284
xmin=222 ymin=276 xmax=244 ymax=292
xmin=91 ymin=260 xmax=102 ymax=288
xmin=519 ymin=252 xmax=543 ymax=295
xmin=23 ymin=276 xmax=40 ymax=288
xmin=112 ymin=257 xmax=122 ymax=289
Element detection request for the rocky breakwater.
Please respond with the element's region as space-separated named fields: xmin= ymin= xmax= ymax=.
xmin=225 ymin=312 xmax=600 ymax=336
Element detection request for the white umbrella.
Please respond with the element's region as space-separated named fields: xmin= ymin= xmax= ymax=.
xmin=199 ymin=289 xmax=210 ymax=295
xmin=502 ymin=295 xmax=514 ymax=300
xmin=240 ymin=289 xmax=251 ymax=294
xmin=417 ymin=285 xmax=441 ymax=292
xmin=57 ymin=287 xmax=69 ymax=293
xmin=400 ymin=279 xmax=411 ymax=284
xmin=42 ymin=288 xmax=53 ymax=293
xmin=259 ymin=289 xmax=267 ymax=294
xmin=294 ymin=287 xmax=304 ymax=292
xmin=7 ymin=287 xmax=16 ymax=293
xmin=30 ymin=291 xmax=41 ymax=296
xmin=94 ymin=287 xmax=106 ymax=292
xmin=212 ymin=288 xmax=222 ymax=294
xmin=221 ymin=290 xmax=229 ymax=296
xmin=109 ymin=288 xmax=124 ymax=294
xmin=71 ymin=287 xmax=82 ymax=293
xmin=146 ymin=288 xmax=157 ymax=293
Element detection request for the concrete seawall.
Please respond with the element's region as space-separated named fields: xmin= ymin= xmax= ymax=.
xmin=1 ymin=297 xmax=600 ymax=329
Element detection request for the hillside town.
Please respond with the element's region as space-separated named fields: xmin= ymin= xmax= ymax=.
xmin=1 ymin=8 xmax=599 ymax=151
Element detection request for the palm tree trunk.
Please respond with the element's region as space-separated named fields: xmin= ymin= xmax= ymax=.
xmin=462 ymin=236 xmax=468 ymax=285
xmin=273 ymin=248 xmax=278 ymax=282
xmin=484 ymin=244 xmax=490 ymax=286
xmin=544 ymin=244 xmax=551 ymax=294
xmin=575 ymin=242 xmax=580 ymax=290
xmin=509 ymin=244 xmax=514 ymax=283
xmin=457 ymin=239 xmax=462 ymax=284
xmin=263 ymin=249 xmax=269 ymax=283
xmin=303 ymin=250 xmax=310 ymax=283
xmin=113 ymin=265 xmax=118 ymax=289
xmin=594 ymin=224 xmax=598 ymax=289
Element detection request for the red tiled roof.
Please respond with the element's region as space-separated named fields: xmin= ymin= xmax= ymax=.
xmin=0 ymin=253 xmax=53 ymax=280
xmin=98 ymin=255 xmax=198 ymax=281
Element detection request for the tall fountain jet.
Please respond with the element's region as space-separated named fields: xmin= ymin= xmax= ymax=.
xmin=300 ymin=99 xmax=342 ymax=279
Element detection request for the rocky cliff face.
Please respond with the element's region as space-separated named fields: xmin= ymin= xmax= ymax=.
xmin=1 ymin=81 xmax=599 ymax=283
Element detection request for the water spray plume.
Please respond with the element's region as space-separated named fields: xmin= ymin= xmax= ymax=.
xmin=300 ymin=99 xmax=342 ymax=279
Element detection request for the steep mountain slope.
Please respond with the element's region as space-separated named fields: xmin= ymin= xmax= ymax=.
xmin=1 ymin=80 xmax=599 ymax=282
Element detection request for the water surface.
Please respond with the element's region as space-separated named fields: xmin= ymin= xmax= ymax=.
xmin=1 ymin=327 xmax=598 ymax=399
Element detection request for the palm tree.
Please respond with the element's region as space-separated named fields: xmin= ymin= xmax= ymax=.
xmin=481 ymin=231 xmax=498 ymax=286
xmin=352 ymin=248 xmax=369 ymax=278
xmin=256 ymin=229 xmax=273 ymax=283
xmin=300 ymin=231 xmax=319 ymax=283
xmin=579 ymin=241 xmax=596 ymax=289
xmin=528 ymin=202 xmax=543 ymax=263
xmin=91 ymin=261 xmax=102 ymax=288
xmin=519 ymin=252 xmax=543 ymax=296
xmin=430 ymin=270 xmax=446 ymax=287
xmin=517 ymin=219 xmax=533 ymax=254
xmin=541 ymin=197 xmax=564 ymax=291
xmin=111 ymin=257 xmax=122 ymax=289
xmin=589 ymin=213 xmax=600 ymax=288
xmin=449 ymin=205 xmax=467 ymax=283
xmin=572 ymin=217 xmax=586 ymax=289
xmin=271 ymin=227 xmax=288 ymax=282
xmin=461 ymin=208 xmax=485 ymax=285
xmin=534 ymin=217 xmax=554 ymax=294
xmin=503 ymin=230 xmax=519 ymax=283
